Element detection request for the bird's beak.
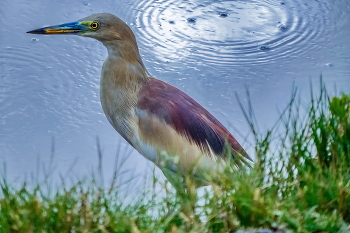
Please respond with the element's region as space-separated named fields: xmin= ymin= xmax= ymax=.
xmin=26 ymin=21 xmax=87 ymax=35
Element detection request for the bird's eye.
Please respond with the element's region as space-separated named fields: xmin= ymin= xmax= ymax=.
xmin=90 ymin=22 xmax=99 ymax=29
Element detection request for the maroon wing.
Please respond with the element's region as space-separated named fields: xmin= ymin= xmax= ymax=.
xmin=137 ymin=79 xmax=252 ymax=163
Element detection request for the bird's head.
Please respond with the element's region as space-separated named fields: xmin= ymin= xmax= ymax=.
xmin=27 ymin=13 xmax=136 ymax=44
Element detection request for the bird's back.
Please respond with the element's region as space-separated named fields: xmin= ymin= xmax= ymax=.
xmin=135 ymin=79 xmax=252 ymax=178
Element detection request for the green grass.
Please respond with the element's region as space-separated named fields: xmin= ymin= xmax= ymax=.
xmin=1 ymin=85 xmax=349 ymax=233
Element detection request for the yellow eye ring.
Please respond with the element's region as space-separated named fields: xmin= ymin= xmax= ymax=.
xmin=90 ymin=22 xmax=99 ymax=29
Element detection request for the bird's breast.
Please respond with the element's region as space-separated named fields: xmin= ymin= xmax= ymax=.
xmin=99 ymin=56 xmax=146 ymax=143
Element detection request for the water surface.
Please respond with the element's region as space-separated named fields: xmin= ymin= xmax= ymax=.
xmin=1 ymin=0 xmax=349 ymax=186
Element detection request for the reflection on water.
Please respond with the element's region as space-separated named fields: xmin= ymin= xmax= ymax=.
xmin=1 ymin=0 xmax=349 ymax=186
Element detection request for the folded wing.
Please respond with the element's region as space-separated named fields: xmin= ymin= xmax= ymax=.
xmin=136 ymin=79 xmax=252 ymax=168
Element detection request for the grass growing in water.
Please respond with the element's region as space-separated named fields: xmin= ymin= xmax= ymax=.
xmin=1 ymin=85 xmax=349 ymax=233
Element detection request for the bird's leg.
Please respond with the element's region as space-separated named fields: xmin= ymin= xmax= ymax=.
xmin=161 ymin=168 xmax=186 ymax=194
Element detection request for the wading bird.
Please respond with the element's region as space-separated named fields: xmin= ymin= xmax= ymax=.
xmin=27 ymin=13 xmax=252 ymax=187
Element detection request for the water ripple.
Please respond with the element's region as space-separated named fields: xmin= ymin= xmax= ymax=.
xmin=0 ymin=37 xmax=101 ymax=129
xmin=125 ymin=0 xmax=332 ymax=67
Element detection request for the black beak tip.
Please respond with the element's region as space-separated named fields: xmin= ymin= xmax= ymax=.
xmin=26 ymin=29 xmax=45 ymax=34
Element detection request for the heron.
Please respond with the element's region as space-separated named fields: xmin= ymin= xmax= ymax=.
xmin=27 ymin=13 xmax=252 ymax=188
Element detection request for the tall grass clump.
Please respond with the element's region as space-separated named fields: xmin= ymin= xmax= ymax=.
xmin=0 ymin=85 xmax=349 ymax=233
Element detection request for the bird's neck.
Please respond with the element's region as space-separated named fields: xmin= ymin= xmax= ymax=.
xmin=99 ymin=40 xmax=151 ymax=137
xmin=101 ymin=40 xmax=152 ymax=95
xmin=103 ymin=40 xmax=150 ymax=83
